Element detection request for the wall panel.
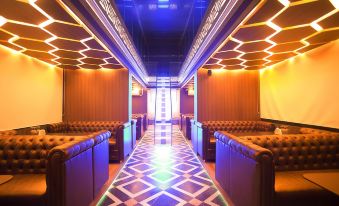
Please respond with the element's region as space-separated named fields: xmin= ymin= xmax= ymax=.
xmin=180 ymin=89 xmax=194 ymax=114
xmin=0 ymin=46 xmax=63 ymax=130
xmin=260 ymin=40 xmax=339 ymax=129
xmin=197 ymin=69 xmax=259 ymax=122
xmin=132 ymin=91 xmax=147 ymax=114
xmin=64 ymin=69 xmax=129 ymax=122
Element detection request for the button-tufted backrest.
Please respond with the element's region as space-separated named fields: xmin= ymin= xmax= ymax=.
xmin=299 ymin=127 xmax=335 ymax=135
xmin=242 ymin=134 xmax=339 ymax=171
xmin=203 ymin=121 xmax=273 ymax=136
xmin=0 ymin=135 xmax=80 ymax=174
xmin=0 ymin=130 xmax=17 ymax=136
xmin=67 ymin=121 xmax=123 ymax=136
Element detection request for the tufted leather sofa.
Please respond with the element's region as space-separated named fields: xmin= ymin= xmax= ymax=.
xmin=200 ymin=121 xmax=275 ymax=161
xmin=46 ymin=121 xmax=127 ymax=162
xmin=0 ymin=135 xmax=95 ymax=206
xmin=182 ymin=114 xmax=194 ymax=140
xmin=215 ymin=131 xmax=339 ymax=206
xmin=83 ymin=131 xmax=111 ymax=197
xmin=0 ymin=130 xmax=17 ymax=136
xmin=132 ymin=114 xmax=145 ymax=140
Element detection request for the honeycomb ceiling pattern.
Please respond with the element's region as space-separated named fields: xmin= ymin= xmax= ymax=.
xmin=0 ymin=0 xmax=123 ymax=70
xmin=203 ymin=0 xmax=339 ymax=70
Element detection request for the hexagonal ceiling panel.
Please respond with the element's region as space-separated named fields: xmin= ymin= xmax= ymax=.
xmin=0 ymin=0 xmax=123 ymax=70
xmin=202 ymin=0 xmax=339 ymax=71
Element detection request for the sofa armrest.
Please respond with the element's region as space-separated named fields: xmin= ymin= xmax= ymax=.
xmin=201 ymin=124 xmax=212 ymax=158
xmin=46 ymin=122 xmax=69 ymax=133
xmin=47 ymin=138 xmax=94 ymax=206
xmin=88 ymin=130 xmax=111 ymax=145
xmin=214 ymin=131 xmax=275 ymax=206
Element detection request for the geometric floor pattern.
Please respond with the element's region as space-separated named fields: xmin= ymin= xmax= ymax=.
xmin=98 ymin=125 xmax=227 ymax=206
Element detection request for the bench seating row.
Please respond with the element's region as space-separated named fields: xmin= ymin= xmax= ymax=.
xmin=0 ymin=131 xmax=111 ymax=206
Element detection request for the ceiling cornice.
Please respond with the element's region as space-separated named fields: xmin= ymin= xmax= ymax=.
xmin=59 ymin=0 xmax=148 ymax=87
xmin=178 ymin=0 xmax=260 ymax=87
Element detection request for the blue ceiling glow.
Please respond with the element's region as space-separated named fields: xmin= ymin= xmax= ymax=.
xmin=114 ymin=0 xmax=211 ymax=76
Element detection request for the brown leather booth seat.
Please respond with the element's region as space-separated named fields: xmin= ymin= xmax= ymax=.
xmin=0 ymin=135 xmax=95 ymax=206
xmin=0 ymin=130 xmax=17 ymax=136
xmin=181 ymin=114 xmax=194 ymax=140
xmin=215 ymin=131 xmax=339 ymax=206
xmin=200 ymin=121 xmax=274 ymax=161
xmin=132 ymin=114 xmax=145 ymax=140
xmin=46 ymin=121 xmax=127 ymax=162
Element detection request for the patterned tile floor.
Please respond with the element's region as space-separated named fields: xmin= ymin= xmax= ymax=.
xmin=98 ymin=125 xmax=227 ymax=206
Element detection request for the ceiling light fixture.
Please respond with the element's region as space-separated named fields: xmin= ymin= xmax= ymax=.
xmin=39 ymin=19 xmax=54 ymax=28
xmin=310 ymin=22 xmax=323 ymax=32
xmin=330 ymin=0 xmax=339 ymax=9
xmin=266 ymin=21 xmax=282 ymax=32
xmin=0 ymin=16 xmax=7 ymax=27
xmin=278 ymin=0 xmax=290 ymax=7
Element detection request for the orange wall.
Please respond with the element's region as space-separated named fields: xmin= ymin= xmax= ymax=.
xmin=260 ymin=40 xmax=339 ymax=129
xmin=64 ymin=68 xmax=129 ymax=122
xmin=0 ymin=46 xmax=63 ymax=130
xmin=197 ymin=69 xmax=260 ymax=122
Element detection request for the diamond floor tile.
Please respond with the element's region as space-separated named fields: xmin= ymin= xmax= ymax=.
xmin=98 ymin=125 xmax=227 ymax=206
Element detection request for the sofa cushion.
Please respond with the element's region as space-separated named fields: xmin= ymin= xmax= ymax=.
xmin=275 ymin=170 xmax=339 ymax=206
xmin=0 ymin=174 xmax=46 ymax=206
xmin=243 ymin=134 xmax=339 ymax=171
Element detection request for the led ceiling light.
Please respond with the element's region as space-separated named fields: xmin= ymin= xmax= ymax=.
xmin=278 ymin=0 xmax=290 ymax=7
xmin=330 ymin=0 xmax=339 ymax=9
xmin=0 ymin=16 xmax=7 ymax=27
xmin=310 ymin=22 xmax=323 ymax=32
xmin=0 ymin=0 xmax=124 ymax=70
xmin=201 ymin=0 xmax=339 ymax=71
xmin=266 ymin=21 xmax=282 ymax=32
xmin=39 ymin=19 xmax=54 ymax=28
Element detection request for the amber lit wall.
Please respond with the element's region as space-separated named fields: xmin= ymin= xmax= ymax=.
xmin=260 ymin=40 xmax=339 ymax=129
xmin=64 ymin=69 xmax=129 ymax=122
xmin=0 ymin=46 xmax=63 ymax=130
xmin=197 ymin=69 xmax=260 ymax=122
xmin=132 ymin=91 xmax=147 ymax=114
xmin=180 ymin=88 xmax=194 ymax=114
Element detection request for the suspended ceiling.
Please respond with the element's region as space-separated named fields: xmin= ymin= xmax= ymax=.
xmin=0 ymin=0 xmax=338 ymax=87
xmin=0 ymin=0 xmax=123 ymax=70
xmin=202 ymin=0 xmax=339 ymax=71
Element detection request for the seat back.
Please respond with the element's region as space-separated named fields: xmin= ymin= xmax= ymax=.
xmin=67 ymin=121 xmax=123 ymax=137
xmin=243 ymin=134 xmax=339 ymax=171
xmin=203 ymin=121 xmax=266 ymax=136
xmin=0 ymin=135 xmax=80 ymax=174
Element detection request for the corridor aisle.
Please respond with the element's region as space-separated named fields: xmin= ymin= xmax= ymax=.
xmin=98 ymin=126 xmax=227 ymax=206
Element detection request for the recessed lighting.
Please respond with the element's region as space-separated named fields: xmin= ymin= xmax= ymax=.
xmin=0 ymin=16 xmax=7 ymax=27
xmin=310 ymin=22 xmax=323 ymax=32
xmin=330 ymin=0 xmax=339 ymax=9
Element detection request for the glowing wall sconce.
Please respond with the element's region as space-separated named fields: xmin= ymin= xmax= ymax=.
xmin=132 ymin=87 xmax=143 ymax=96
xmin=187 ymin=88 xmax=194 ymax=96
